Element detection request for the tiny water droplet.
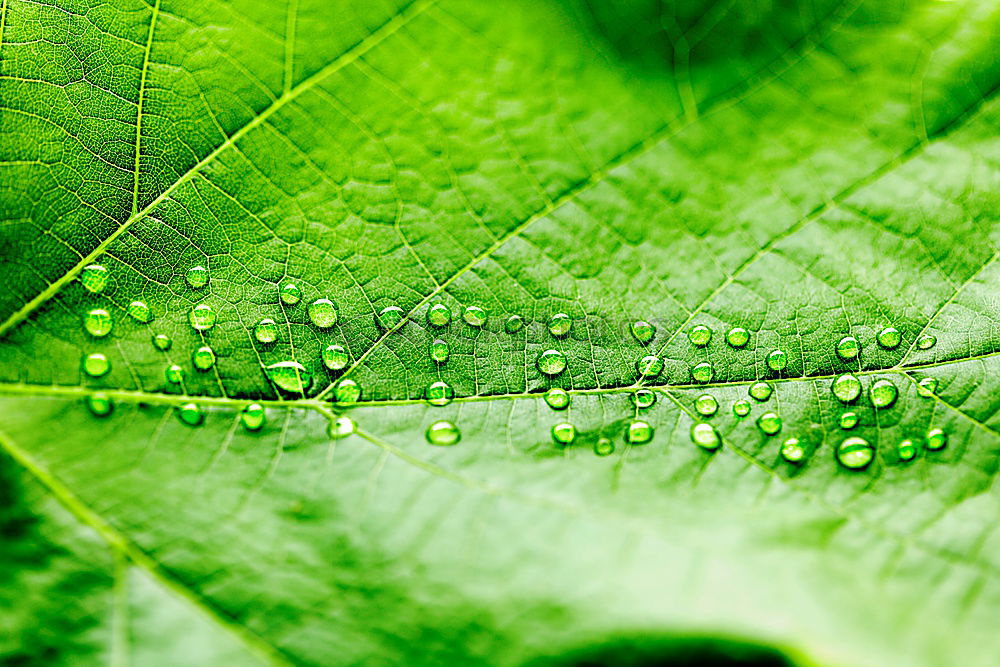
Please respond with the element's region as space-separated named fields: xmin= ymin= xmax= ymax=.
xmin=756 ymin=412 xmax=782 ymax=435
xmin=636 ymin=355 xmax=663 ymax=378
xmin=334 ymin=378 xmax=361 ymax=403
xmin=726 ymin=327 xmax=750 ymax=348
xmin=877 ymin=327 xmax=902 ymax=349
xmin=690 ymin=423 xmax=720 ymax=451
xmin=593 ymin=437 xmax=614 ymax=456
xmin=626 ymin=420 xmax=653 ymax=444
xmin=551 ymin=422 xmax=576 ymax=446
xmin=427 ymin=303 xmax=452 ymax=327
xmin=926 ymin=428 xmax=947 ymax=451
xmin=897 ymin=439 xmax=916 ymax=461
xmin=462 ymin=306 xmax=487 ymax=328
xmin=691 ymin=362 xmax=713 ymax=383
xmin=86 ymin=392 xmax=113 ymax=417
xmin=329 ymin=416 xmax=356 ymax=439
xmin=836 ymin=336 xmax=860 ymax=361
xmin=82 ymin=353 xmax=110 ymax=377
xmin=83 ymin=309 xmax=112 ymax=337
xmin=749 ymin=381 xmax=773 ymax=402
xmin=839 ymin=411 xmax=859 ymax=429
xmin=916 ymin=334 xmax=936 ymax=350
xmin=188 ymin=303 xmax=216 ymax=331
xmin=538 ymin=350 xmax=567 ymax=376
xmin=165 ymin=364 xmax=185 ymax=384
xmin=308 ymin=298 xmax=337 ymax=328
xmin=504 ymin=314 xmax=524 ymax=333
xmin=241 ymin=403 xmax=266 ymax=431
xmin=152 ymin=333 xmax=172 ymax=351
xmin=426 ymin=419 xmax=460 ymax=446
xmin=430 ymin=338 xmax=449 ymax=364
xmin=80 ymin=264 xmax=109 ymax=293
xmin=264 ymin=361 xmax=313 ymax=393
xmin=279 ymin=283 xmax=301 ymax=305
xmin=185 ymin=266 xmax=209 ymax=289
xmin=544 ymin=388 xmax=570 ymax=410
xmin=733 ymin=400 xmax=751 ymax=417
xmin=128 ymin=300 xmax=152 ymax=323
xmin=837 ymin=436 xmax=873 ymax=469
xmin=870 ymin=379 xmax=897 ymax=408
xmin=766 ymin=349 xmax=788 ymax=373
xmin=547 ymin=313 xmax=571 ymax=338
xmin=694 ymin=393 xmax=718 ymax=416
xmin=831 ymin=373 xmax=862 ymax=403
xmin=781 ymin=437 xmax=805 ymax=463
xmin=254 ymin=318 xmax=278 ymax=343
xmin=426 ymin=380 xmax=454 ymax=407
xmin=192 ymin=345 xmax=216 ymax=370
xmin=176 ymin=402 xmax=204 ymax=426
xmin=376 ymin=305 xmax=405 ymax=331
xmin=631 ymin=320 xmax=654 ymax=344
xmin=633 ymin=388 xmax=655 ymax=409
xmin=916 ymin=377 xmax=938 ymax=397
xmin=688 ymin=324 xmax=712 ymax=347
xmin=322 ymin=344 xmax=349 ymax=371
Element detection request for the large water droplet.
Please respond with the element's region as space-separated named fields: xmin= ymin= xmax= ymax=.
xmin=691 ymin=362 xmax=713 ymax=383
xmin=548 ymin=313 xmax=571 ymax=338
xmin=831 ymin=373 xmax=861 ymax=403
xmin=877 ymin=327 xmax=901 ymax=349
xmin=426 ymin=420 xmax=460 ymax=446
xmin=916 ymin=334 xmax=936 ymax=350
xmin=185 ymin=265 xmax=209 ymax=289
xmin=897 ymin=439 xmax=916 ymax=461
xmin=254 ymin=318 xmax=278 ymax=343
xmin=426 ymin=380 xmax=454 ymax=407
xmin=308 ymin=298 xmax=337 ymax=328
xmin=636 ymin=355 xmax=663 ymax=378
xmin=463 ymin=306 xmax=487 ymax=327
xmin=781 ymin=437 xmax=805 ymax=463
xmin=334 ymin=378 xmax=361 ymax=403
xmin=427 ymin=303 xmax=451 ymax=327
xmin=916 ymin=377 xmax=938 ymax=397
xmin=690 ymin=423 xmax=720 ymax=451
xmin=86 ymin=392 xmax=113 ymax=417
xmin=165 ymin=364 xmax=185 ymax=384
xmin=839 ymin=411 xmax=859 ymax=429
xmin=504 ymin=314 xmax=524 ymax=333
xmin=84 ymin=309 xmax=112 ymax=337
xmin=631 ymin=320 xmax=654 ymax=345
xmin=241 ymin=403 xmax=266 ymax=431
xmin=766 ymin=349 xmax=788 ymax=373
xmin=837 ymin=436 xmax=873 ymax=469
xmin=376 ymin=305 xmax=405 ymax=331
xmin=544 ymin=388 xmax=570 ymax=410
xmin=726 ymin=327 xmax=749 ymax=348
xmin=176 ymin=402 xmax=204 ymax=426
xmin=926 ymin=428 xmax=947 ymax=451
xmin=264 ymin=361 xmax=312 ymax=393
xmin=80 ymin=264 xmax=109 ymax=293
xmin=633 ymin=388 xmax=655 ymax=409
xmin=430 ymin=338 xmax=449 ymax=364
xmin=188 ymin=304 xmax=216 ymax=331
xmin=128 ymin=301 xmax=152 ymax=323
xmin=82 ymin=353 xmax=110 ymax=377
xmin=688 ymin=325 xmax=712 ymax=347
xmin=625 ymin=420 xmax=653 ymax=444
xmin=694 ymin=394 xmax=718 ymax=416
xmin=756 ymin=412 xmax=782 ymax=435
xmin=152 ymin=333 xmax=172 ymax=351
xmin=192 ymin=345 xmax=216 ymax=370
xmin=551 ymin=422 xmax=576 ymax=446
xmin=322 ymin=344 xmax=349 ymax=371
xmin=749 ymin=381 xmax=773 ymax=401
xmin=836 ymin=336 xmax=860 ymax=361
xmin=733 ymin=400 xmax=751 ymax=417
xmin=279 ymin=283 xmax=301 ymax=305
xmin=869 ymin=379 xmax=897 ymax=408
xmin=538 ymin=350 xmax=567 ymax=376
xmin=593 ymin=437 xmax=614 ymax=456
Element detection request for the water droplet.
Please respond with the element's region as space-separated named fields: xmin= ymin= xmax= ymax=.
xmin=749 ymin=381 xmax=773 ymax=401
xmin=631 ymin=320 xmax=654 ymax=344
xmin=837 ymin=436 xmax=873 ymax=469
xmin=165 ymin=364 xmax=185 ymax=384
xmin=80 ymin=264 xmax=108 ymax=293
xmin=329 ymin=416 xmax=356 ymax=439
xmin=241 ymin=403 xmax=266 ymax=431
xmin=633 ymin=388 xmax=656 ymax=409
xmin=334 ymin=378 xmax=361 ymax=403
xmin=426 ymin=380 xmax=454 ymax=407
xmin=504 ymin=314 xmax=524 ymax=333
xmin=463 ymin=306 xmax=487 ymax=327
xmin=264 ymin=361 xmax=313 ymax=393
xmin=688 ymin=324 xmax=712 ymax=347
xmin=307 ymin=298 xmax=337 ymax=328
xmin=82 ymin=353 xmax=110 ymax=377
xmin=831 ymin=373 xmax=862 ymax=403
xmin=593 ymin=437 xmax=614 ymax=456
xmin=897 ymin=439 xmax=916 ymax=461
xmin=430 ymin=338 xmax=449 ymax=364
xmin=192 ymin=345 xmax=216 ymax=370
xmin=185 ymin=265 xmax=209 ymax=289
xmin=376 ymin=305 xmax=405 ymax=331
xmin=625 ymin=420 xmax=653 ymax=444
xmin=726 ymin=327 xmax=750 ymax=348
xmin=83 ymin=308 xmax=112 ymax=337
xmin=426 ymin=420 xmax=460 ymax=446
xmin=917 ymin=334 xmax=936 ymax=350
xmin=926 ymin=428 xmax=947 ymax=451
xmin=916 ymin=377 xmax=938 ymax=397
xmin=279 ymin=283 xmax=301 ymax=305
xmin=636 ymin=355 xmax=663 ymax=378
xmin=733 ymin=400 xmax=751 ymax=417
xmin=544 ymin=388 xmax=570 ymax=410
xmin=836 ymin=336 xmax=860 ymax=361
xmin=877 ymin=327 xmax=902 ymax=349
xmin=152 ymin=333 xmax=172 ymax=351
xmin=756 ymin=412 xmax=782 ymax=435
xmin=766 ymin=349 xmax=788 ymax=373
xmin=127 ymin=300 xmax=152 ymax=323
xmin=691 ymin=362 xmax=713 ymax=383
xmin=690 ymin=423 xmax=720 ymax=451
xmin=781 ymin=437 xmax=805 ymax=463
xmin=870 ymin=379 xmax=897 ymax=409
xmin=839 ymin=411 xmax=859 ymax=429
xmin=427 ymin=303 xmax=451 ymax=327
xmin=322 ymin=344 xmax=349 ymax=371
xmin=188 ymin=303 xmax=216 ymax=331
xmin=548 ymin=313 xmax=572 ymax=338
xmin=694 ymin=394 xmax=718 ymax=416
xmin=538 ymin=350 xmax=567 ymax=376
xmin=551 ymin=422 xmax=576 ymax=446
xmin=176 ymin=402 xmax=204 ymax=426
xmin=254 ymin=318 xmax=278 ymax=343
xmin=85 ymin=392 xmax=112 ymax=417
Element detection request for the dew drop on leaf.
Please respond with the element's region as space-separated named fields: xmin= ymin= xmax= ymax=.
xmin=334 ymin=378 xmax=361 ymax=403
xmin=463 ymin=306 xmax=487 ymax=327
xmin=85 ymin=392 xmax=113 ymax=417
xmin=426 ymin=380 xmax=454 ymax=407
xmin=376 ymin=305 xmax=405 ymax=331
xmin=688 ymin=324 xmax=712 ymax=347
xmin=176 ymin=402 xmax=204 ymax=426
xmin=265 ymin=361 xmax=313 ymax=393
xmin=726 ymin=327 xmax=750 ymax=348
xmin=504 ymin=314 xmax=524 ymax=333
xmin=128 ymin=300 xmax=152 ymax=323
xmin=165 ymin=364 xmax=185 ymax=384
xmin=690 ymin=423 xmax=720 ymax=451
xmin=630 ymin=320 xmax=654 ymax=344
xmin=877 ymin=327 xmax=902 ymax=349
xmin=691 ymin=362 xmax=713 ymax=383
xmin=426 ymin=420 xmax=460 ymax=446
xmin=916 ymin=334 xmax=936 ymax=350
xmin=551 ymin=422 xmax=576 ymax=445
xmin=635 ymin=355 xmax=663 ymax=378
xmin=329 ymin=416 xmax=356 ymax=439
xmin=185 ymin=265 xmax=209 ymax=289
xmin=749 ymin=381 xmax=773 ymax=402
xmin=756 ymin=411 xmax=782 ymax=435
xmin=781 ymin=437 xmax=805 ymax=463
xmin=694 ymin=393 xmax=718 ymax=416
xmin=831 ymin=373 xmax=862 ymax=403
xmin=926 ymin=428 xmax=947 ymax=451
xmin=869 ymin=379 xmax=897 ymax=408
xmin=80 ymin=264 xmax=108 ymax=293
xmin=632 ymin=388 xmax=655 ymax=409
xmin=192 ymin=346 xmax=216 ymax=370
xmin=308 ymin=298 xmax=337 ymax=328
xmin=82 ymin=353 xmax=110 ymax=377
xmin=916 ymin=377 xmax=938 ymax=397
xmin=188 ymin=304 xmax=216 ymax=331
xmin=427 ymin=303 xmax=451 ymax=327
xmin=241 ymin=403 xmax=266 ymax=431
xmin=429 ymin=338 xmax=449 ymax=364
xmin=897 ymin=439 xmax=916 ymax=461
xmin=152 ymin=333 xmax=172 ymax=351
xmin=254 ymin=318 xmax=278 ymax=343
xmin=322 ymin=344 xmax=349 ymax=371
xmin=547 ymin=313 xmax=571 ymax=338
xmin=733 ymin=400 xmax=751 ymax=417
xmin=625 ymin=420 xmax=653 ymax=444
xmin=83 ymin=308 xmax=112 ymax=337
xmin=766 ymin=349 xmax=788 ymax=373
xmin=593 ymin=437 xmax=614 ymax=456
xmin=837 ymin=436 xmax=873 ymax=469
xmin=279 ymin=283 xmax=301 ymax=305
xmin=538 ymin=349 xmax=567 ymax=376
xmin=839 ymin=411 xmax=859 ymax=429
xmin=836 ymin=336 xmax=860 ymax=361
xmin=544 ymin=388 xmax=570 ymax=410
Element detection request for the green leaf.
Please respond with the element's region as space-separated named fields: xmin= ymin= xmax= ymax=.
xmin=1 ymin=0 xmax=998 ymax=664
